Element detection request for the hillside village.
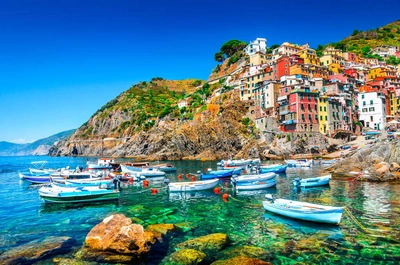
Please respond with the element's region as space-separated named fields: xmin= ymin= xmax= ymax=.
xmin=202 ymin=34 xmax=400 ymax=141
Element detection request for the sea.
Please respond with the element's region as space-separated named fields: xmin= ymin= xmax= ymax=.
xmin=0 ymin=156 xmax=399 ymax=264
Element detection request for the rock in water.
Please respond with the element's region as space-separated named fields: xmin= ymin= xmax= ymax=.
xmin=162 ymin=249 xmax=206 ymax=265
xmin=0 ymin=236 xmax=75 ymax=265
xmin=210 ymin=256 xmax=272 ymax=265
xmin=79 ymin=214 xmax=157 ymax=263
xmin=176 ymin=233 xmax=229 ymax=257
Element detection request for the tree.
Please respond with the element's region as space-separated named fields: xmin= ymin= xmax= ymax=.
xmin=361 ymin=46 xmax=371 ymax=56
xmin=219 ymin=40 xmax=247 ymax=57
xmin=214 ymin=51 xmax=225 ymax=62
xmin=315 ymin=44 xmax=325 ymax=57
xmin=266 ymin=44 xmax=280 ymax=54
xmin=352 ymin=29 xmax=359 ymax=36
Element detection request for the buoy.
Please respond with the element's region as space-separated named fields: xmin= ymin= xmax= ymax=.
xmin=129 ymin=178 xmax=134 ymax=184
xmin=214 ymin=187 xmax=221 ymax=194
xmin=150 ymin=188 xmax=158 ymax=195
xmin=178 ymin=175 xmax=183 ymax=181
xmin=222 ymin=193 xmax=229 ymax=200
xmin=191 ymin=176 xmax=196 ymax=181
xmin=143 ymin=179 xmax=149 ymax=187
xmin=185 ymin=173 xmax=190 ymax=179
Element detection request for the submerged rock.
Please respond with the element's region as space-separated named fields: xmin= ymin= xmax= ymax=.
xmin=176 ymin=233 xmax=229 ymax=257
xmin=0 ymin=236 xmax=75 ymax=265
xmin=145 ymin=224 xmax=181 ymax=237
xmin=162 ymin=249 xmax=206 ymax=265
xmin=53 ymin=257 xmax=97 ymax=265
xmin=215 ymin=245 xmax=269 ymax=260
xmin=210 ymin=256 xmax=272 ymax=265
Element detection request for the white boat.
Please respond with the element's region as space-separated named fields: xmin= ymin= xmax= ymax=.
xmin=285 ymin=159 xmax=313 ymax=167
xmin=293 ymin=174 xmax=331 ymax=188
xmin=50 ymin=172 xmax=103 ymax=184
xmin=217 ymin=158 xmax=258 ymax=167
xmin=262 ymin=194 xmax=344 ymax=225
xmin=39 ymin=185 xmax=119 ymax=204
xmin=147 ymin=163 xmax=176 ymax=172
xmin=86 ymin=158 xmax=114 ymax=171
xmin=167 ymin=179 xmax=220 ymax=192
xmin=121 ymin=165 xmax=166 ymax=177
xmin=29 ymin=161 xmax=57 ymax=174
xmin=231 ymin=173 xmax=276 ymax=190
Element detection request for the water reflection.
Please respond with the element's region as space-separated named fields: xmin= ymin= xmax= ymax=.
xmin=362 ymin=182 xmax=392 ymax=224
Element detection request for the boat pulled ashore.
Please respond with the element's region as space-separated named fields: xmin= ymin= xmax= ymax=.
xmin=262 ymin=194 xmax=344 ymax=225
xmin=38 ymin=184 xmax=119 ymax=203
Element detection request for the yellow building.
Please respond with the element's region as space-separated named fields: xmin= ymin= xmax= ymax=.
xmin=240 ymin=67 xmax=274 ymax=101
xmin=320 ymin=54 xmax=344 ymax=74
xmin=389 ymin=90 xmax=400 ymax=115
xmin=368 ymin=66 xmax=398 ymax=80
xmin=297 ymin=48 xmax=320 ymax=66
xmin=323 ymin=46 xmax=343 ymax=57
xmin=318 ymin=96 xmax=329 ymax=134
xmin=249 ymin=52 xmax=267 ymax=66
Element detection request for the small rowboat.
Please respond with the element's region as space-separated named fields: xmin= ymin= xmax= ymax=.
xmin=231 ymin=173 xmax=276 ymax=190
xmin=262 ymin=194 xmax=344 ymax=225
xmin=200 ymin=169 xmax=234 ymax=180
xmin=259 ymin=164 xmax=287 ymax=173
xmin=39 ymin=185 xmax=119 ymax=204
xmin=167 ymin=179 xmax=219 ymax=192
xmin=285 ymin=159 xmax=312 ymax=167
xmin=293 ymin=174 xmax=331 ymax=188
xmin=19 ymin=172 xmax=51 ymax=184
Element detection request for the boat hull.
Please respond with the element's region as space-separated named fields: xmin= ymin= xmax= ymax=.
xmin=234 ymin=178 xmax=276 ymax=190
xmin=259 ymin=164 xmax=287 ymax=173
xmin=168 ymin=179 xmax=219 ymax=192
xmin=293 ymin=175 xmax=331 ymax=188
xmin=262 ymin=200 xmax=343 ymax=225
xmin=39 ymin=186 xmax=119 ymax=203
xmin=200 ymin=170 xmax=233 ymax=180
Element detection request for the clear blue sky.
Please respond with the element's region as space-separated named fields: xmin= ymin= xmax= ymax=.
xmin=0 ymin=0 xmax=399 ymax=143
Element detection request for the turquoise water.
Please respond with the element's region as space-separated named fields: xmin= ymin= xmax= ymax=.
xmin=1 ymin=156 xmax=399 ymax=264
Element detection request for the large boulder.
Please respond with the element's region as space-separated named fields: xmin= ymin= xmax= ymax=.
xmin=0 ymin=236 xmax=75 ymax=265
xmin=78 ymin=214 xmax=158 ymax=263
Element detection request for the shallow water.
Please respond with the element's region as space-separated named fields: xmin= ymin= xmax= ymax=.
xmin=1 ymin=156 xmax=399 ymax=264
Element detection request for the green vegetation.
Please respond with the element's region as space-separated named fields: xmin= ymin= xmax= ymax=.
xmin=266 ymin=44 xmax=280 ymax=54
xmin=214 ymin=40 xmax=247 ymax=67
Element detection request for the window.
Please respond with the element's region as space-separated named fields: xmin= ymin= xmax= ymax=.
xmin=320 ymin=115 xmax=323 ymax=120
xmin=325 ymin=116 xmax=328 ymax=121
xmin=301 ymin=104 xmax=304 ymax=109
xmin=301 ymin=114 xmax=305 ymax=120
xmin=362 ymin=94 xmax=365 ymax=99
xmin=315 ymin=114 xmax=318 ymax=121
xmin=324 ymin=107 xmax=326 ymax=112
xmin=363 ymin=101 xmax=366 ymax=106
xmin=285 ymin=87 xmax=288 ymax=92
xmin=369 ymin=107 xmax=375 ymax=111
xmin=315 ymin=105 xmax=317 ymax=111
xmin=320 ymin=106 xmax=322 ymax=111
xmin=300 ymin=94 xmax=304 ymax=99
xmin=308 ymin=114 xmax=312 ymax=120
xmin=370 ymin=100 xmax=373 ymax=105
xmin=370 ymin=116 xmax=373 ymax=122
xmin=362 ymin=108 xmax=367 ymax=112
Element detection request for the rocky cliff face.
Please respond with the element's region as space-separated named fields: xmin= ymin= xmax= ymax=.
xmin=49 ymin=79 xmax=337 ymax=160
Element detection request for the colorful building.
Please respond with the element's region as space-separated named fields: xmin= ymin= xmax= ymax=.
xmin=244 ymin=38 xmax=267 ymax=55
xmin=320 ymin=54 xmax=344 ymax=74
xmin=358 ymin=92 xmax=387 ymax=130
xmin=343 ymin=52 xmax=358 ymax=63
xmin=297 ymin=48 xmax=320 ymax=66
xmin=368 ymin=66 xmax=398 ymax=80
xmin=276 ymin=56 xmax=291 ymax=80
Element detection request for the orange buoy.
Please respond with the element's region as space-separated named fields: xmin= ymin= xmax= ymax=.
xmin=191 ymin=176 xmax=196 ymax=181
xmin=178 ymin=175 xmax=183 ymax=181
xmin=143 ymin=179 xmax=149 ymax=187
xmin=185 ymin=173 xmax=190 ymax=179
xmin=214 ymin=187 xmax=221 ymax=194
xmin=222 ymin=193 xmax=229 ymax=200
xmin=129 ymin=178 xmax=134 ymax=184
xmin=150 ymin=188 xmax=158 ymax=195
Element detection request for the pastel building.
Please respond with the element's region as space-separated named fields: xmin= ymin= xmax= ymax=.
xmin=244 ymin=38 xmax=267 ymax=55
xmin=318 ymin=96 xmax=343 ymax=135
xmin=358 ymin=92 xmax=387 ymax=130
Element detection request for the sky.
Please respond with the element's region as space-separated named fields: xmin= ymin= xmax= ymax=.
xmin=0 ymin=0 xmax=399 ymax=143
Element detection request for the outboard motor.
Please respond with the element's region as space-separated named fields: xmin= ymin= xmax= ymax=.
xmin=112 ymin=175 xmax=121 ymax=190
xmin=294 ymin=178 xmax=301 ymax=187
xmin=265 ymin=194 xmax=275 ymax=203
xmin=164 ymin=178 xmax=170 ymax=186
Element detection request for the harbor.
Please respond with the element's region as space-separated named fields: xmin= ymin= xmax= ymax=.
xmin=1 ymin=156 xmax=399 ymax=264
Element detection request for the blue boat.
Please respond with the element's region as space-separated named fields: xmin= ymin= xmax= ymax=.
xmin=293 ymin=174 xmax=331 ymax=188
xmin=19 ymin=172 xmax=51 ymax=184
xmin=259 ymin=164 xmax=287 ymax=173
xmin=200 ymin=169 xmax=234 ymax=180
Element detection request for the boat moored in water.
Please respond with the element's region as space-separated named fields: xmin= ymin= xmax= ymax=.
xmin=166 ymin=179 xmax=220 ymax=192
xmin=293 ymin=174 xmax=331 ymax=188
xmin=231 ymin=173 xmax=276 ymax=190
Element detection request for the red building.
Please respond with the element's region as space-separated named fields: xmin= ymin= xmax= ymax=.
xmin=279 ymin=85 xmax=320 ymax=132
xmin=276 ymin=56 xmax=290 ymax=80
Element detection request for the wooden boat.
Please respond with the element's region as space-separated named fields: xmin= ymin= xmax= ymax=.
xmin=285 ymin=159 xmax=312 ymax=167
xmin=293 ymin=174 xmax=331 ymax=188
xmin=231 ymin=173 xmax=276 ymax=190
xmin=259 ymin=164 xmax=287 ymax=173
xmin=200 ymin=169 xmax=234 ymax=180
xmin=262 ymin=194 xmax=344 ymax=225
xmin=38 ymin=185 xmax=119 ymax=203
xmin=167 ymin=179 xmax=219 ymax=192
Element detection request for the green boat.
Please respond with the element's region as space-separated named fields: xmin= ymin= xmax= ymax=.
xmin=38 ymin=185 xmax=119 ymax=204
